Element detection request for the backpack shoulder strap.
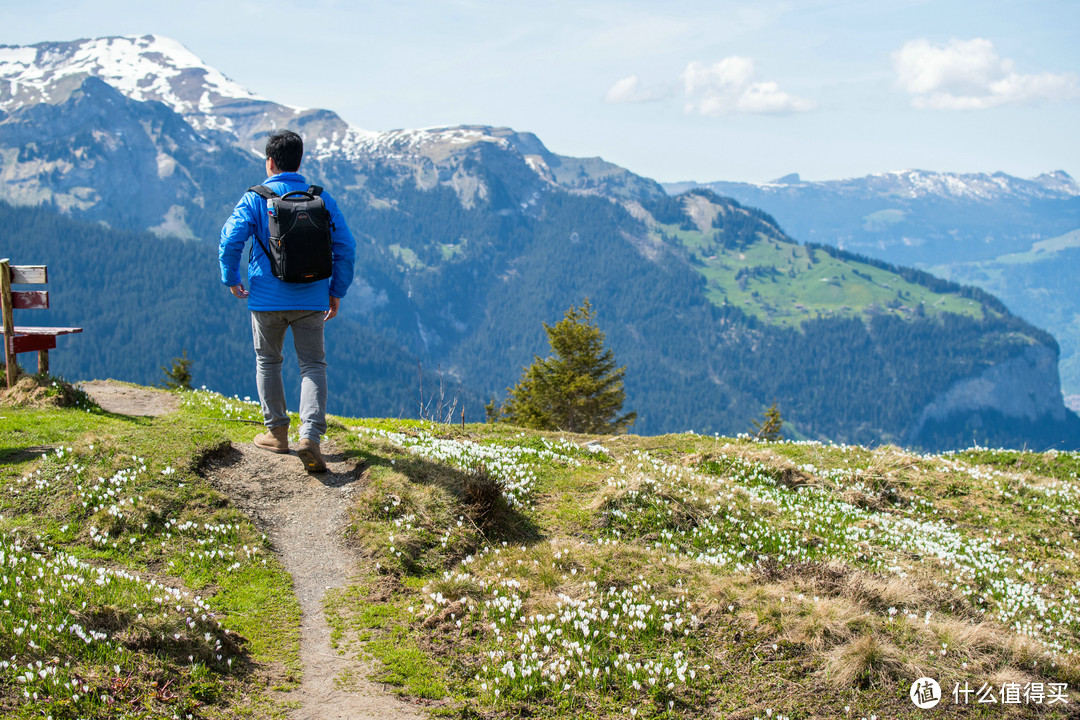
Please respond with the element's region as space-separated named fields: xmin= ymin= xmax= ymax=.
xmin=306 ymin=185 xmax=334 ymax=230
xmin=247 ymin=185 xmax=278 ymax=200
xmin=245 ymin=185 xmax=277 ymax=263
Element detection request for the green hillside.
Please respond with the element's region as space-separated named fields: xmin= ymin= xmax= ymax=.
xmin=3 ymin=382 xmax=1080 ymax=718
xmin=654 ymin=193 xmax=989 ymax=328
xmin=3 ymin=183 xmax=1074 ymax=449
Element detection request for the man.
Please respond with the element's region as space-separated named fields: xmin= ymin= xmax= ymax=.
xmin=219 ymin=129 xmax=356 ymax=472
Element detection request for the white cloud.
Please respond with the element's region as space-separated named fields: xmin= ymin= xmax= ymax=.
xmin=603 ymin=75 xmax=667 ymax=104
xmin=680 ymin=58 xmax=816 ymax=116
xmin=894 ymin=38 xmax=1079 ymax=110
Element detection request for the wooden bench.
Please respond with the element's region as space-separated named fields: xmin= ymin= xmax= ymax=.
xmin=1 ymin=258 xmax=83 ymax=388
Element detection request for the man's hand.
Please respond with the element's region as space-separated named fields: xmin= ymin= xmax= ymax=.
xmin=230 ymin=284 xmax=249 ymax=299
xmin=325 ymin=296 xmax=340 ymax=321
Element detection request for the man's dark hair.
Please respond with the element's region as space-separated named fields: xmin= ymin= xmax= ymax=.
xmin=265 ymin=130 xmax=303 ymax=172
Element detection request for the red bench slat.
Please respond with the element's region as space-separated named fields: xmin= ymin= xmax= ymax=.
xmin=3 ymin=261 xmax=79 ymax=385
xmin=11 ymin=335 xmax=56 ymax=354
xmin=10 ymin=290 xmax=48 ymax=310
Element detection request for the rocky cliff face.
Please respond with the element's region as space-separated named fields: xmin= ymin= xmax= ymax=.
xmin=0 ymin=75 xmax=256 ymax=238
xmin=0 ymin=36 xmax=665 ymax=238
xmin=907 ymin=344 xmax=1069 ymax=446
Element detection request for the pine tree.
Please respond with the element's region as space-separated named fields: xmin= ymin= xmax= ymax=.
xmin=752 ymin=401 xmax=783 ymax=442
xmin=161 ymin=350 xmax=193 ymax=391
xmin=495 ymin=300 xmax=636 ymax=434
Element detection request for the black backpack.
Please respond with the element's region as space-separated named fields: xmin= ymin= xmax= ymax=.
xmin=248 ymin=184 xmax=334 ymax=283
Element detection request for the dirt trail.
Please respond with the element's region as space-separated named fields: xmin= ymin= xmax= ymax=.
xmin=79 ymin=379 xmax=180 ymax=416
xmin=205 ymin=443 xmax=425 ymax=720
xmin=81 ymin=383 xmax=425 ymax=720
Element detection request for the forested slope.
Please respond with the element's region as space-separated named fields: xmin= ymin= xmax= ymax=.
xmin=5 ymin=195 xmax=1077 ymax=450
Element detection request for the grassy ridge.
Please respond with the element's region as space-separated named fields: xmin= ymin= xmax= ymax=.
xmin=656 ymin=221 xmax=985 ymax=327
xmin=0 ymin=385 xmax=298 ymax=719
xmin=327 ymin=423 xmax=1080 ymax=718
xmin=4 ymin=384 xmax=1080 ymax=718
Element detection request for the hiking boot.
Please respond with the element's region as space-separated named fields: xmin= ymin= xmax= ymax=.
xmin=296 ymin=438 xmax=327 ymax=473
xmin=253 ymin=425 xmax=290 ymax=454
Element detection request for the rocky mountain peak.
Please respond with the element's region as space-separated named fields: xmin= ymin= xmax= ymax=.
xmin=1032 ymin=170 xmax=1080 ymax=195
xmin=0 ymin=35 xmax=670 ymax=208
xmin=0 ymin=35 xmax=264 ymax=128
xmin=768 ymin=173 xmax=802 ymax=185
xmin=831 ymin=169 xmax=1080 ymax=201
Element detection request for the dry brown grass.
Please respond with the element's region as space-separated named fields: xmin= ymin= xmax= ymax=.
xmin=780 ymin=595 xmax=865 ymax=651
xmin=841 ymin=570 xmax=931 ymax=612
xmin=460 ymin=465 xmax=510 ymax=532
xmin=698 ymin=558 xmax=1080 ymax=702
xmin=0 ymin=374 xmax=86 ymax=408
xmin=756 ymin=559 xmax=973 ymax=618
xmin=822 ymin=634 xmax=919 ymax=688
xmin=701 ymin=445 xmax=818 ymax=489
xmin=587 ymin=472 xmax=648 ymax=511
xmin=932 ymin=617 xmax=1027 ymax=671
xmin=590 ymin=471 xmax=716 ymax=532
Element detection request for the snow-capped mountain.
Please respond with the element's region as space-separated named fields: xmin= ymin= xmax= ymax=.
xmin=0 ymin=35 xmax=264 ymax=128
xmin=749 ymin=169 xmax=1079 ymax=201
xmin=0 ymin=34 xmax=660 ymax=226
xmin=669 ymin=169 xmax=1080 ymax=202
xmin=0 ymin=36 xmax=519 ymax=160
xmin=665 ymin=170 xmax=1080 ymax=266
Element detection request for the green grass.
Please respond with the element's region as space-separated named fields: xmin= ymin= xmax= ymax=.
xmin=0 ymin=383 xmax=297 ymax=718
xmin=655 ymin=221 xmax=986 ymax=327
xmin=7 ymin=381 xmax=1080 ymax=718
xmin=324 ymin=420 xmax=1080 ymax=719
xmin=388 ymin=243 xmax=424 ymax=269
xmin=324 ymin=576 xmax=453 ymax=701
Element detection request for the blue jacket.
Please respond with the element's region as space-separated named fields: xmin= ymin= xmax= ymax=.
xmin=219 ymin=172 xmax=357 ymax=311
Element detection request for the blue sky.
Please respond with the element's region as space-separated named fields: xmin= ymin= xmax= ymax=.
xmin=2 ymin=0 xmax=1077 ymax=183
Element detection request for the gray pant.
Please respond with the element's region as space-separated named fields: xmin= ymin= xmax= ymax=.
xmin=251 ymin=310 xmax=327 ymax=442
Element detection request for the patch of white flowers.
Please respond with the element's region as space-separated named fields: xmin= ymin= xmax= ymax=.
xmin=15 ymin=454 xmax=263 ymax=571
xmin=182 ymin=387 xmax=261 ymax=422
xmin=360 ymin=428 xmax=586 ymax=508
xmin=417 ymin=543 xmax=703 ymax=708
xmin=601 ymin=444 xmax=1080 ymax=654
xmin=0 ymin=532 xmax=236 ymax=713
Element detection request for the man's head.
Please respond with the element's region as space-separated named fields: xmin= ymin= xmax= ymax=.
xmin=265 ymin=130 xmax=303 ymax=174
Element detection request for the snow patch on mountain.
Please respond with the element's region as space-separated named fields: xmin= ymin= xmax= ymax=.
xmin=0 ymin=35 xmax=263 ymax=120
xmin=878 ymin=170 xmax=1080 ymax=200
xmin=365 ymin=126 xmax=511 ymax=153
xmin=747 ymin=169 xmax=1080 ymax=201
xmin=0 ymin=36 xmax=628 ymax=195
xmin=0 ymin=34 xmax=663 ymax=214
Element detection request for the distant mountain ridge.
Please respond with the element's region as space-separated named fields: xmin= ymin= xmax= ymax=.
xmin=2 ymin=34 xmax=1077 ymax=450
xmin=669 ymin=169 xmax=1080 ymax=201
xmin=0 ymin=34 xmax=662 ymax=229
xmin=664 ymin=170 xmax=1080 ymax=266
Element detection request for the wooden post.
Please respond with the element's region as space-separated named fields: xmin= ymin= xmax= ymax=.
xmin=0 ymin=259 xmax=15 ymax=389
xmin=38 ymin=349 xmax=49 ymax=376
